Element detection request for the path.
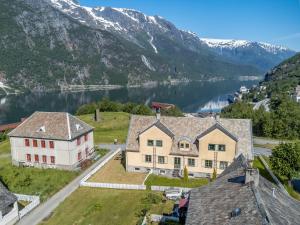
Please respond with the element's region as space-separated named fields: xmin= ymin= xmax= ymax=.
xmin=253 ymin=147 xmax=272 ymax=157
xmin=17 ymin=148 xmax=119 ymax=225
xmin=0 ymin=153 xmax=10 ymax=158
xmin=98 ymin=143 xmax=126 ymax=151
xmin=253 ymin=137 xmax=285 ymax=145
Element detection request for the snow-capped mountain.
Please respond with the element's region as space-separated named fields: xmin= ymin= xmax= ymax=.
xmin=0 ymin=0 xmax=296 ymax=91
xmin=200 ymin=38 xmax=296 ymax=71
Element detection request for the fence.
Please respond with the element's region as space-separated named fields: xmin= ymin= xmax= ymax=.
xmin=151 ymin=185 xmax=192 ymax=192
xmin=15 ymin=194 xmax=40 ymax=219
xmin=81 ymin=181 xmax=146 ymax=190
xmin=80 ymin=148 xmax=122 ymax=184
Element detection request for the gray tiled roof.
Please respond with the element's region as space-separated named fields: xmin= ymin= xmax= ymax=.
xmin=185 ymin=155 xmax=300 ymax=225
xmin=126 ymin=115 xmax=253 ymax=159
xmin=8 ymin=112 xmax=93 ymax=141
xmin=0 ymin=181 xmax=17 ymax=215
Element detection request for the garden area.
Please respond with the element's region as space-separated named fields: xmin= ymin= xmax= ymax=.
xmin=145 ymin=174 xmax=209 ymax=188
xmin=89 ymin=155 xmax=147 ymax=184
xmin=39 ymin=188 xmax=174 ymax=225
xmin=78 ymin=112 xmax=130 ymax=144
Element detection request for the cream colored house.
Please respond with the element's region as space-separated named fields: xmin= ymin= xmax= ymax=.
xmin=126 ymin=114 xmax=253 ymax=177
xmin=8 ymin=112 xmax=94 ymax=170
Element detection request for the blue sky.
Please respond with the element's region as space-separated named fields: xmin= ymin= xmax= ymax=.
xmin=79 ymin=0 xmax=300 ymax=51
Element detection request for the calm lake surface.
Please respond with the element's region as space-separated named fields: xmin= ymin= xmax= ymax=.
xmin=0 ymin=80 xmax=257 ymax=124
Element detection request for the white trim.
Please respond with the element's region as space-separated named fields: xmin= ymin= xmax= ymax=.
xmin=66 ymin=113 xmax=72 ymax=140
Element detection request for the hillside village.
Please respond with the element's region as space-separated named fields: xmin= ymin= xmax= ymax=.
xmin=1 ymin=95 xmax=300 ymax=225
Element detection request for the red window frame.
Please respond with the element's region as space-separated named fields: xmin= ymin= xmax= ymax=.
xmin=41 ymin=140 xmax=46 ymax=148
xmin=26 ymin=154 xmax=31 ymax=162
xmin=49 ymin=141 xmax=54 ymax=149
xmin=25 ymin=139 xmax=30 ymax=147
xmin=84 ymin=134 xmax=88 ymax=142
xmin=50 ymin=156 xmax=55 ymax=164
xmin=77 ymin=137 xmax=81 ymax=146
xmin=33 ymin=140 xmax=38 ymax=147
xmin=42 ymin=155 xmax=47 ymax=163
xmin=34 ymin=154 xmax=39 ymax=162
xmin=78 ymin=152 xmax=82 ymax=161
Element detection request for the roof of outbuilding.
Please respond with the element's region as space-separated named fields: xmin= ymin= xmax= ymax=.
xmin=185 ymin=154 xmax=300 ymax=225
xmin=0 ymin=181 xmax=17 ymax=214
xmin=126 ymin=115 xmax=253 ymax=158
xmin=8 ymin=112 xmax=93 ymax=141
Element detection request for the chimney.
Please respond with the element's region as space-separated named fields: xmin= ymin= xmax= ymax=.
xmin=156 ymin=108 xmax=161 ymax=120
xmin=245 ymin=168 xmax=259 ymax=187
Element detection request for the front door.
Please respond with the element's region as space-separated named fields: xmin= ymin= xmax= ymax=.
xmin=174 ymin=157 xmax=181 ymax=169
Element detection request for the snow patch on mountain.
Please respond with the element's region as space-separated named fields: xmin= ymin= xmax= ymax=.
xmin=113 ymin=8 xmax=139 ymax=23
xmin=141 ymin=55 xmax=155 ymax=71
xmin=147 ymin=32 xmax=158 ymax=54
xmin=200 ymin=38 xmax=289 ymax=54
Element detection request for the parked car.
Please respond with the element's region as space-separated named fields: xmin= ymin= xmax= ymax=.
xmin=164 ymin=188 xmax=182 ymax=200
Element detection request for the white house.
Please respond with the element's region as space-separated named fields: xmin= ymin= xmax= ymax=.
xmin=0 ymin=181 xmax=18 ymax=225
xmin=294 ymin=85 xmax=300 ymax=103
xmin=8 ymin=111 xmax=94 ymax=170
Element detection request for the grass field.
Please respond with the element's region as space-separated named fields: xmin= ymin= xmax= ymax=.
xmin=40 ymin=188 xmax=174 ymax=225
xmin=89 ymin=156 xmax=147 ymax=184
xmin=0 ymin=140 xmax=10 ymax=155
xmin=78 ymin=112 xmax=130 ymax=144
xmin=145 ymin=174 xmax=209 ymax=188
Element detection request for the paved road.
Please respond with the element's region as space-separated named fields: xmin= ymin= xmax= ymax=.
xmin=253 ymin=137 xmax=285 ymax=145
xmin=17 ymin=148 xmax=118 ymax=225
xmin=98 ymin=143 xmax=126 ymax=151
xmin=253 ymin=147 xmax=272 ymax=157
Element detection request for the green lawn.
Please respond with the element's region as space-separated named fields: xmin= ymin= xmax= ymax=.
xmin=0 ymin=156 xmax=78 ymax=201
xmin=0 ymin=140 xmax=10 ymax=155
xmin=40 ymin=188 xmax=174 ymax=225
xmin=145 ymin=174 xmax=209 ymax=188
xmin=78 ymin=112 xmax=130 ymax=144
xmin=253 ymin=156 xmax=275 ymax=183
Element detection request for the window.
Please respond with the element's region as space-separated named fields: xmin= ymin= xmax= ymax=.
xmin=134 ymin=168 xmax=140 ymax=171
xmin=78 ymin=152 xmax=82 ymax=161
xmin=33 ymin=140 xmax=38 ymax=147
xmin=208 ymin=144 xmax=215 ymax=151
xmin=218 ymin=145 xmax=226 ymax=151
xmin=42 ymin=155 xmax=47 ymax=163
xmin=34 ymin=154 xmax=39 ymax=162
xmin=41 ymin=140 xmax=46 ymax=148
xmin=26 ymin=154 xmax=31 ymax=162
xmin=159 ymin=170 xmax=166 ymax=174
xmin=85 ymin=147 xmax=89 ymax=156
xmin=204 ymin=160 xmax=213 ymax=168
xmin=156 ymin=140 xmax=163 ymax=147
xmin=147 ymin=140 xmax=154 ymax=147
xmin=188 ymin=173 xmax=194 ymax=177
xmin=84 ymin=134 xmax=88 ymax=142
xmin=188 ymin=158 xmax=195 ymax=167
xmin=158 ymin=156 xmax=165 ymax=164
xmin=25 ymin=139 xmax=30 ymax=147
xmin=185 ymin=143 xmax=190 ymax=149
xmin=77 ymin=137 xmax=81 ymax=146
xmin=49 ymin=141 xmax=54 ymax=149
xmin=180 ymin=143 xmax=185 ymax=148
xmin=219 ymin=161 xmax=228 ymax=170
xmin=145 ymin=155 xmax=152 ymax=163
xmin=50 ymin=156 xmax=55 ymax=164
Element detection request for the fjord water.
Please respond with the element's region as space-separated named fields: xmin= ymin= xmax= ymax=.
xmin=0 ymin=80 xmax=257 ymax=124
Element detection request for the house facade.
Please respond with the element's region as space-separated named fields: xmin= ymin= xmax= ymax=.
xmin=8 ymin=112 xmax=94 ymax=170
xmin=293 ymin=85 xmax=300 ymax=102
xmin=126 ymin=114 xmax=253 ymax=178
xmin=0 ymin=181 xmax=18 ymax=225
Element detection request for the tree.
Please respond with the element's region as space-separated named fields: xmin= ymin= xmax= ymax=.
xmin=269 ymin=143 xmax=300 ymax=182
xmin=183 ymin=166 xmax=188 ymax=183
xmin=212 ymin=168 xmax=217 ymax=181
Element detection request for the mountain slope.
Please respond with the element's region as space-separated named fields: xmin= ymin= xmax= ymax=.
xmin=0 ymin=0 xmax=294 ymax=91
xmin=201 ymin=38 xmax=296 ymax=71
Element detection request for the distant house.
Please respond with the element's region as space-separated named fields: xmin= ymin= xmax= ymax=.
xmin=185 ymin=154 xmax=300 ymax=225
xmin=293 ymin=85 xmax=300 ymax=103
xmin=239 ymin=86 xmax=249 ymax=94
xmin=125 ymin=113 xmax=253 ymax=178
xmin=151 ymin=102 xmax=175 ymax=111
xmin=0 ymin=181 xmax=18 ymax=225
xmin=8 ymin=112 xmax=94 ymax=170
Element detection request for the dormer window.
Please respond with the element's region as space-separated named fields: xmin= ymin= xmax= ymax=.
xmin=37 ymin=126 xmax=46 ymax=132
xmin=76 ymin=124 xmax=83 ymax=131
xmin=179 ymin=141 xmax=190 ymax=151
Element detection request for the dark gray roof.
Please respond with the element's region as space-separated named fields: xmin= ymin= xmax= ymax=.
xmin=8 ymin=112 xmax=93 ymax=141
xmin=185 ymin=154 xmax=300 ymax=225
xmin=0 ymin=181 xmax=17 ymax=215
